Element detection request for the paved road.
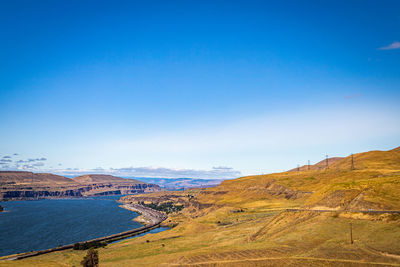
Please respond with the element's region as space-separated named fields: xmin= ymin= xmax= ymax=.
xmin=285 ymin=208 xmax=400 ymax=214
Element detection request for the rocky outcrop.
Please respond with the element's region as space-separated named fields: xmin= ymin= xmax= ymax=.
xmin=311 ymin=189 xmax=391 ymax=211
xmin=0 ymin=188 xmax=85 ymax=200
xmin=263 ymin=181 xmax=311 ymax=200
xmin=79 ymin=183 xmax=160 ymax=195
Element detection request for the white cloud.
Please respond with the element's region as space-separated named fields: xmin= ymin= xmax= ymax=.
xmin=378 ymin=41 xmax=400 ymax=50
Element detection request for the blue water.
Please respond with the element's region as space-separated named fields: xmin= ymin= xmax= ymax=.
xmin=0 ymin=196 xmax=158 ymax=257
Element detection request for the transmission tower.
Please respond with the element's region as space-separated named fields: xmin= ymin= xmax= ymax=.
xmin=326 ymin=155 xmax=329 ymax=169
xmin=351 ymin=153 xmax=355 ymax=170
xmin=308 ymin=160 xmax=310 ymax=170
xmin=297 ymin=164 xmax=300 ymax=172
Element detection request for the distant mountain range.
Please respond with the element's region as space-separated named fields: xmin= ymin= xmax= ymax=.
xmin=124 ymin=177 xmax=225 ymax=190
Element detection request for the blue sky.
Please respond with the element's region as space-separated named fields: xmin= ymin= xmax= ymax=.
xmin=1 ymin=0 xmax=399 ymax=178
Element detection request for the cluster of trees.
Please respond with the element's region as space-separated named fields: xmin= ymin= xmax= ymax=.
xmin=73 ymin=240 xmax=107 ymax=250
xmin=139 ymin=201 xmax=184 ymax=214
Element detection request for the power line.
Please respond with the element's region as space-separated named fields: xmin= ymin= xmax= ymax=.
xmin=350 ymin=222 xmax=353 ymax=244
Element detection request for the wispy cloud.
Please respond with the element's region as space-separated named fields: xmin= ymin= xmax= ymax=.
xmin=0 ymin=155 xmax=48 ymax=171
xmin=378 ymin=41 xmax=400 ymax=50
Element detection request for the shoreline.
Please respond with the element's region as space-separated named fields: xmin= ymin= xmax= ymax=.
xmin=0 ymin=203 xmax=168 ymax=261
xmin=120 ymin=203 xmax=167 ymax=226
xmin=0 ymin=194 xmax=128 ymax=202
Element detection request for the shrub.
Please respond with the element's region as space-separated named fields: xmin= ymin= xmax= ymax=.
xmin=81 ymin=248 xmax=99 ymax=267
xmin=73 ymin=241 xmax=107 ymax=250
xmin=141 ymin=201 xmax=184 ymax=214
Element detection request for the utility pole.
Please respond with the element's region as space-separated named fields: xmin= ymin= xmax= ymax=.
xmin=326 ymin=155 xmax=329 ymax=169
xmin=350 ymin=222 xmax=353 ymax=244
xmin=308 ymin=160 xmax=310 ymax=171
xmin=351 ymin=154 xmax=355 ymax=170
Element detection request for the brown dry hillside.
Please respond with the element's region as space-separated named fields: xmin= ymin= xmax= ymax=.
xmin=72 ymin=174 xmax=143 ymax=184
xmin=200 ymin=146 xmax=400 ymax=211
xmin=289 ymin=157 xmax=344 ymax=172
xmin=0 ymin=171 xmax=78 ymax=186
xmin=331 ymin=147 xmax=400 ymax=170
xmin=1 ymin=146 xmax=399 ymax=267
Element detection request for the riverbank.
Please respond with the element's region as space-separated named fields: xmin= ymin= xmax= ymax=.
xmin=120 ymin=203 xmax=167 ymax=225
xmin=0 ymin=202 xmax=167 ymax=261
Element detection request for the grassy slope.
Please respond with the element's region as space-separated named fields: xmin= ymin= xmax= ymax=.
xmin=1 ymin=147 xmax=400 ymax=266
xmin=0 ymin=172 xmax=79 ymax=186
xmin=72 ymin=174 xmax=144 ymax=184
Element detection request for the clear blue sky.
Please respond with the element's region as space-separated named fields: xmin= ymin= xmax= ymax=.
xmin=1 ymin=0 xmax=399 ymax=178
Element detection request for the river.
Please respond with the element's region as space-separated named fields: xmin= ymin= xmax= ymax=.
xmin=0 ymin=196 xmax=164 ymax=257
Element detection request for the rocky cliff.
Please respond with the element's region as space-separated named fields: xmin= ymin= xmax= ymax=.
xmin=0 ymin=172 xmax=161 ymax=201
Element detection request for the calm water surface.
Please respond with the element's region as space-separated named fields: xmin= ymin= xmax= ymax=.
xmin=0 ymin=196 xmax=156 ymax=256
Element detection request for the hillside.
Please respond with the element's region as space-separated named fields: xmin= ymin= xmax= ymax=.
xmin=72 ymin=174 xmax=143 ymax=184
xmin=289 ymin=157 xmax=344 ymax=171
xmin=1 ymin=146 xmax=399 ymax=266
xmin=0 ymin=172 xmax=161 ymax=200
xmin=0 ymin=171 xmax=79 ymax=186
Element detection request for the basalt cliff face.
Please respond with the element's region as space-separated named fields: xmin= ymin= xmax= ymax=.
xmin=72 ymin=174 xmax=161 ymax=196
xmin=0 ymin=172 xmax=161 ymax=201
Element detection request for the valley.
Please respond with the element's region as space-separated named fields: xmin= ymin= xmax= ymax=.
xmin=1 ymin=147 xmax=399 ymax=266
